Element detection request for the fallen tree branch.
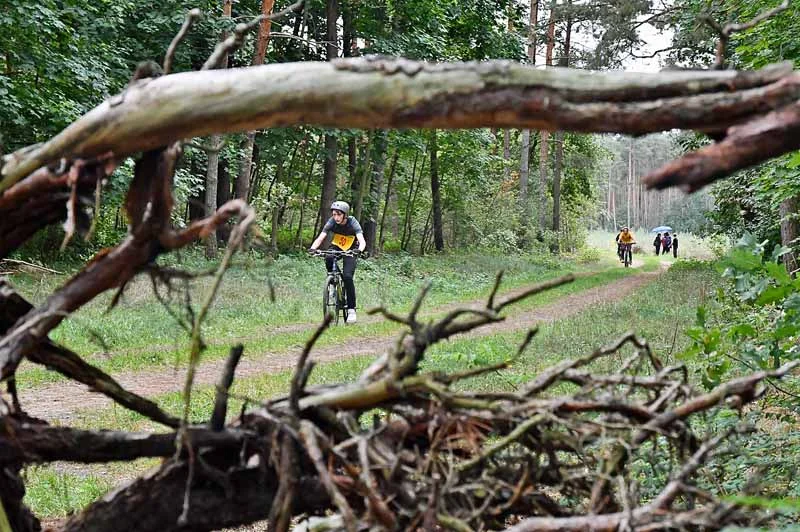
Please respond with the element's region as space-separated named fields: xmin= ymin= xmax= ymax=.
xmin=2 ymin=59 xmax=796 ymax=192
xmin=0 ymin=421 xmax=248 ymax=464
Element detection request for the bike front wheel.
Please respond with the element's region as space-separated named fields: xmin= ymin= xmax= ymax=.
xmin=323 ymin=276 xmax=339 ymax=324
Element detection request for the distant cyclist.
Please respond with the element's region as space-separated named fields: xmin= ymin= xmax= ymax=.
xmin=310 ymin=200 xmax=366 ymax=324
xmin=617 ymin=227 xmax=636 ymax=263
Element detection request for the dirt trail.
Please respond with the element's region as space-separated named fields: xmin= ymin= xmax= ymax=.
xmin=20 ymin=266 xmax=661 ymax=423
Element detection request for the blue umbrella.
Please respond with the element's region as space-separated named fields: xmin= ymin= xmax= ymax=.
xmin=651 ymin=225 xmax=673 ymax=233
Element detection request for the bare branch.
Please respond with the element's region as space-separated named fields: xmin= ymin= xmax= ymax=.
xmin=163 ymin=8 xmax=202 ymax=75
xmin=210 ymin=344 xmax=244 ymax=431
xmin=290 ymin=314 xmax=332 ymax=415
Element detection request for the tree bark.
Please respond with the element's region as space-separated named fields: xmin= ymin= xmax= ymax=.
xmin=353 ymin=132 xmax=373 ymax=220
xmin=402 ymin=152 xmax=426 ymax=252
xmin=538 ymin=0 xmax=557 ymax=231
xmin=204 ymin=140 xmax=222 ymax=258
xmin=551 ymin=2 xmax=572 ymax=241
xmin=363 ymin=131 xmax=388 ymax=256
xmin=627 ymin=137 xmax=633 ymax=229
xmin=317 ymin=0 xmax=339 ymax=231
xmin=520 ymin=130 xmax=531 ymax=212
xmin=2 ymin=62 xmax=797 ymax=195
xmin=519 ymin=0 xmax=538 ymax=214
xmin=295 ymin=136 xmax=322 ymax=248
xmin=202 ymin=0 xmax=234 ymax=259
xmin=551 ymin=131 xmax=563 ymax=245
xmin=430 ymin=129 xmax=444 ymax=251
xmin=378 ymin=149 xmax=399 ymax=253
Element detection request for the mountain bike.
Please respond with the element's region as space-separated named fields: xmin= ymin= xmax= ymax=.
xmin=621 ymin=242 xmax=634 ymax=267
xmin=310 ymin=249 xmax=360 ymax=324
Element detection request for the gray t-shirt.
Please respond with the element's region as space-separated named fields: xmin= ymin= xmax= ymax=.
xmin=323 ymin=216 xmax=363 ymax=250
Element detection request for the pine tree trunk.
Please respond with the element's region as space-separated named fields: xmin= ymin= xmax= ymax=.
xmin=378 ymin=149 xmax=399 ymax=254
xmin=627 ymin=137 xmax=633 ymax=229
xmin=551 ymin=131 xmax=563 ymax=247
xmin=430 ymin=130 xmax=444 ymax=251
xmin=551 ymin=4 xmax=571 ymax=242
xmin=216 ymin=156 xmax=232 ymax=243
xmin=364 ymin=131 xmax=388 ymax=256
xmin=520 ymin=130 xmax=530 ymax=211
xmin=519 ymin=0 xmax=538 ymax=216
xmin=403 ymin=153 xmax=427 ymax=252
xmin=295 ymin=137 xmax=322 ymax=248
xmin=235 ymin=0 xmax=274 ymax=203
xmin=318 ymin=0 xmax=339 ymax=231
xmin=203 ymin=0 xmax=234 ymax=258
xmin=538 ymin=0 xmax=556 ymax=231
xmin=354 ymin=133 xmax=373 ymax=221
xmin=204 ymin=140 xmax=222 ymax=258
xmin=503 ymin=129 xmax=511 ymax=182
xmin=401 ymin=151 xmax=420 ymax=251
xmin=348 ymin=136 xmax=358 ymax=199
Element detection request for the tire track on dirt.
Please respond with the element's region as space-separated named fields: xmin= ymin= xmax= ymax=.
xmin=20 ymin=267 xmax=660 ymax=423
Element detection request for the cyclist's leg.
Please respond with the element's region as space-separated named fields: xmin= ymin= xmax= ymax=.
xmin=325 ymin=245 xmax=344 ymax=272
xmin=342 ymin=255 xmax=357 ymax=309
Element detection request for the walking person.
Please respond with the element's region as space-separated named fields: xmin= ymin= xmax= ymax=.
xmin=661 ymin=232 xmax=671 ymax=255
xmin=653 ymin=233 xmax=662 ymax=256
xmin=672 ymin=233 xmax=679 ymax=258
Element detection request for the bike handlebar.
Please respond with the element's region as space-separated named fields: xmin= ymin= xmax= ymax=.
xmin=309 ymin=249 xmax=363 ymax=258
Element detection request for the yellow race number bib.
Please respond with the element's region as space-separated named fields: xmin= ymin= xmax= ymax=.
xmin=331 ymin=233 xmax=355 ymax=250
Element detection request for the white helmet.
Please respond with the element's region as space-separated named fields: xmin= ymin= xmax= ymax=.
xmin=330 ymin=200 xmax=350 ymax=215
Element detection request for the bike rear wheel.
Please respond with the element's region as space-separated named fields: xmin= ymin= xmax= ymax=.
xmin=323 ymin=276 xmax=339 ymax=324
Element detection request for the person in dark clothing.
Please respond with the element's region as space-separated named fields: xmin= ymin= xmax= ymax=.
xmin=653 ymin=233 xmax=662 ymax=255
xmin=310 ymin=200 xmax=366 ymax=324
xmin=672 ymin=233 xmax=679 ymax=257
xmin=661 ymin=232 xmax=671 ymax=255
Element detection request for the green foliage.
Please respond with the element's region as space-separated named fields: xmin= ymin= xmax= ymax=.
xmin=668 ymin=0 xmax=800 ymax=250
xmin=679 ymin=234 xmax=800 ymax=388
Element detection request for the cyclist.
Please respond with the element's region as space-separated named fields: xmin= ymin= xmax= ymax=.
xmin=617 ymin=227 xmax=636 ymax=263
xmin=310 ymin=200 xmax=366 ymax=324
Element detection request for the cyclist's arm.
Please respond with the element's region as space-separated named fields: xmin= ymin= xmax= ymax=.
xmin=310 ymin=231 xmax=328 ymax=250
xmin=356 ymin=232 xmax=366 ymax=252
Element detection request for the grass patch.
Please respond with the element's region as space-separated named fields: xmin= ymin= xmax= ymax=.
xmin=23 ymin=261 xmax=717 ymax=519
xmin=23 ymin=467 xmax=113 ymax=518
xmin=14 ymin=251 xmax=642 ymax=390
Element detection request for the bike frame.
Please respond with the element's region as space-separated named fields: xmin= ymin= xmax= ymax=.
xmin=311 ymin=249 xmax=359 ymax=324
xmin=622 ymin=243 xmax=634 ymax=267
